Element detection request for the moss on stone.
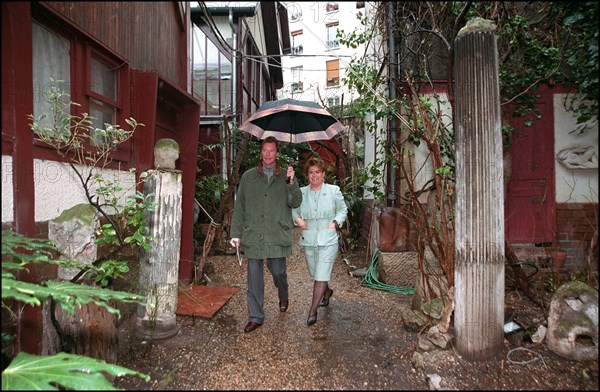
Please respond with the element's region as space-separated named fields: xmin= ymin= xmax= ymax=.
xmin=52 ymin=203 xmax=97 ymax=226
xmin=457 ymin=17 xmax=497 ymax=37
xmin=155 ymin=138 xmax=179 ymax=152
xmin=556 ymin=280 xmax=598 ymax=298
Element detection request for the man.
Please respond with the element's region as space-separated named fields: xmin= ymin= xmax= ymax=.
xmin=230 ymin=136 xmax=302 ymax=333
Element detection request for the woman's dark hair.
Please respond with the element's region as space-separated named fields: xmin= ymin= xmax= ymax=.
xmin=303 ymin=156 xmax=326 ymax=175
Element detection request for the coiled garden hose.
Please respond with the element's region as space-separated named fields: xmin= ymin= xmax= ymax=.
xmin=360 ymin=249 xmax=415 ymax=295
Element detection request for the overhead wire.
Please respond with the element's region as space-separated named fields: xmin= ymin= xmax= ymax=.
xmin=195 ymin=2 xmax=413 ymax=123
xmin=194 ymin=2 xmax=356 ymax=73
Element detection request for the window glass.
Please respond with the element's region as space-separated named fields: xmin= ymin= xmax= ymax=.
xmin=193 ymin=24 xmax=231 ymax=115
xmin=91 ymin=57 xmax=116 ymax=100
xmin=32 ymin=21 xmax=71 ymax=134
xmin=89 ymin=97 xmax=117 ymax=146
xmin=291 ymin=30 xmax=303 ymax=55
xmin=192 ymin=24 xmax=207 ymax=105
xmin=89 ymin=54 xmax=118 ymax=146
xmin=205 ymin=37 xmax=221 ymax=115
xmin=220 ymin=52 xmax=232 ymax=114
xmin=291 ymin=66 xmax=303 ymax=92
xmin=326 ymin=22 xmax=339 ymax=49
xmin=32 ymin=19 xmax=129 ymax=159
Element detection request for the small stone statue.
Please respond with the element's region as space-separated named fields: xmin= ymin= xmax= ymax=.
xmin=154 ymin=138 xmax=180 ymax=170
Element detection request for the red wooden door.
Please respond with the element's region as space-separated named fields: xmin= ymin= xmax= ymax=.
xmin=505 ymin=96 xmax=556 ymax=244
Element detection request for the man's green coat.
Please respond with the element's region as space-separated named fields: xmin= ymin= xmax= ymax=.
xmin=231 ymin=163 xmax=302 ymax=259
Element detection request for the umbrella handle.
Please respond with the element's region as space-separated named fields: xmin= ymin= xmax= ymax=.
xmin=285 ymin=163 xmax=296 ymax=184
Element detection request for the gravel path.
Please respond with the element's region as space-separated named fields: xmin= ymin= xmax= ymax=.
xmin=113 ymin=228 xmax=598 ymax=390
xmin=114 ymin=229 xmax=424 ymax=390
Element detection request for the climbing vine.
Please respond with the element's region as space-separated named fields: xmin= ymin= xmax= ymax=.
xmin=335 ymin=2 xmax=598 ymax=289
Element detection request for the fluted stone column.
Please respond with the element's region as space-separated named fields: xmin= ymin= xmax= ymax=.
xmin=136 ymin=139 xmax=182 ymax=339
xmin=453 ymin=18 xmax=505 ymax=360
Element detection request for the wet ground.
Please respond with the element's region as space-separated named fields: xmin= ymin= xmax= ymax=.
xmin=113 ymin=229 xmax=598 ymax=390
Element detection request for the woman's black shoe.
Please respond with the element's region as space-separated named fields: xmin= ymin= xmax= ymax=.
xmin=319 ymin=288 xmax=333 ymax=307
xmin=307 ymin=312 xmax=317 ymax=326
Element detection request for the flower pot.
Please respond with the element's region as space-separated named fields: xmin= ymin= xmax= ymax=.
xmin=551 ymin=251 xmax=567 ymax=272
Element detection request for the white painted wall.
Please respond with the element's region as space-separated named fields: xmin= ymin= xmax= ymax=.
xmin=553 ymin=94 xmax=598 ymax=204
xmin=412 ymin=94 xmax=455 ymax=197
xmin=281 ymin=1 xmax=366 ymax=105
xmin=1 ymin=158 xmax=136 ymax=224
xmin=362 ymin=113 xmax=386 ymax=199
xmin=1 ymin=155 xmax=14 ymax=223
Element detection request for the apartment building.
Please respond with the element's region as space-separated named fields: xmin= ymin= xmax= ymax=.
xmin=280 ymin=2 xmax=368 ymax=108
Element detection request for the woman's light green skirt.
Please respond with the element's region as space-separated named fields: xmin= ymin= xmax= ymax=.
xmin=304 ymin=244 xmax=338 ymax=281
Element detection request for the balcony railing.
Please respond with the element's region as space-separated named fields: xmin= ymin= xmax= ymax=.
xmin=291 ymin=45 xmax=303 ymax=55
xmin=326 ymin=77 xmax=339 ymax=88
xmin=290 ymin=12 xmax=302 ymax=21
xmin=326 ymin=40 xmax=339 ymax=49
xmin=291 ymin=81 xmax=304 ymax=92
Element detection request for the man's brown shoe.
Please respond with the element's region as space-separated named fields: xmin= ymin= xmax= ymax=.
xmin=279 ymin=300 xmax=289 ymax=312
xmin=243 ymin=321 xmax=262 ymax=333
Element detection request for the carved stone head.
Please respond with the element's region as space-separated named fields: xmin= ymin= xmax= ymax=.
xmin=154 ymin=138 xmax=180 ymax=169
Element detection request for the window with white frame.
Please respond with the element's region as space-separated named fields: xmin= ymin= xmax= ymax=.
xmin=291 ymin=66 xmax=303 ymax=92
xmin=291 ymin=30 xmax=303 ymax=56
xmin=328 ymin=96 xmax=340 ymax=107
xmin=326 ymin=22 xmax=339 ymax=50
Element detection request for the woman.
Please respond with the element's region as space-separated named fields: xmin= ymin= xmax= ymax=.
xmin=292 ymin=157 xmax=348 ymax=326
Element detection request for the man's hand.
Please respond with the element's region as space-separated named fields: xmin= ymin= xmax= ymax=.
xmin=286 ymin=166 xmax=295 ymax=184
xmin=230 ymin=238 xmax=240 ymax=247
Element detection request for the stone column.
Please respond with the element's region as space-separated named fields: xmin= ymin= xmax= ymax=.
xmin=136 ymin=138 xmax=182 ymax=339
xmin=453 ymin=18 xmax=505 ymax=360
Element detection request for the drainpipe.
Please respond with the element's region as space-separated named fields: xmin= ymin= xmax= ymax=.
xmin=227 ymin=8 xmax=237 ymax=179
xmin=387 ymin=2 xmax=397 ymax=207
xmin=229 ymin=8 xmax=236 ymax=120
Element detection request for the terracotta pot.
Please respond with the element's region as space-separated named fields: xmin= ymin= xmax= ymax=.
xmin=551 ymin=251 xmax=567 ymax=272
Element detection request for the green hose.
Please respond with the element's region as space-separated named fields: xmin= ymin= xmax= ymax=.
xmin=360 ymin=249 xmax=415 ymax=295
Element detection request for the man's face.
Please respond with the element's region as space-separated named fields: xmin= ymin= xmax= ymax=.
xmin=261 ymin=142 xmax=278 ymax=166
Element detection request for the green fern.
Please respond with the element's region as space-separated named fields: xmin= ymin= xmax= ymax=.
xmin=1 ymin=230 xmax=150 ymax=389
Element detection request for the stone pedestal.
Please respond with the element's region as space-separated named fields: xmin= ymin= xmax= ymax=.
xmin=136 ymin=169 xmax=182 ymax=340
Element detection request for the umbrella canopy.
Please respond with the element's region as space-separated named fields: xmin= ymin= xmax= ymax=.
xmin=239 ymin=98 xmax=345 ymax=143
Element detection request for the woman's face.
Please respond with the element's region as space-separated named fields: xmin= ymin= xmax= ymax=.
xmin=307 ymin=165 xmax=325 ymax=187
